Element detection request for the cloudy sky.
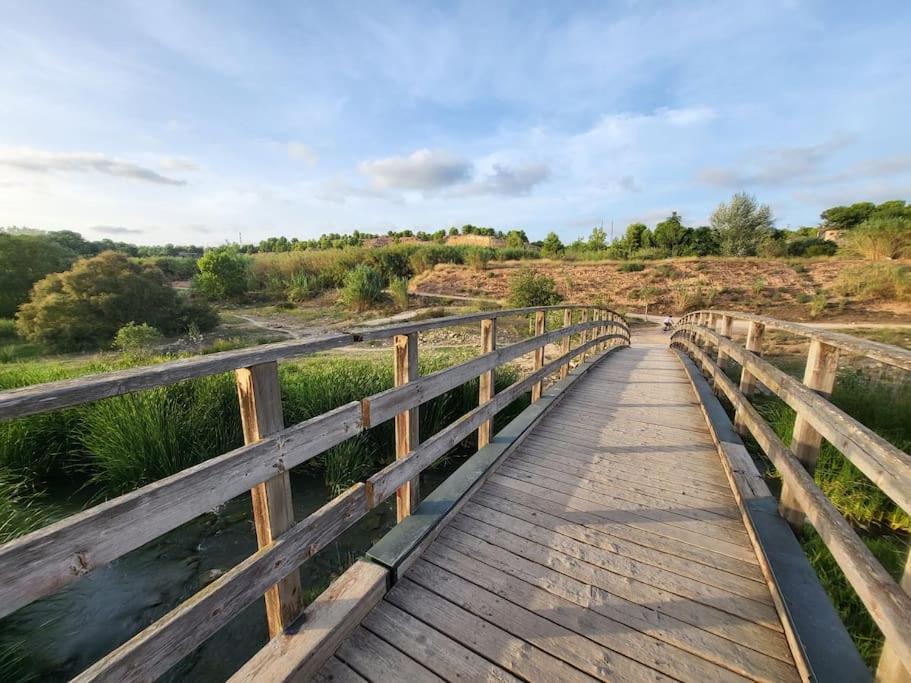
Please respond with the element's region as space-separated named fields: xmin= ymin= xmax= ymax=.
xmin=1 ymin=1 xmax=910 ymax=245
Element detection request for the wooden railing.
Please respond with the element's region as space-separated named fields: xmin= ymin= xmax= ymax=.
xmin=0 ymin=305 xmax=629 ymax=681
xmin=671 ymin=309 xmax=911 ymax=680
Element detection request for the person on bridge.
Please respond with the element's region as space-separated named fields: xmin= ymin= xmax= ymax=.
xmin=663 ymin=315 xmax=674 ymax=332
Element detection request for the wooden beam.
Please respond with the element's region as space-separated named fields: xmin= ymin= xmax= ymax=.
xmin=236 ymin=361 xmax=303 ymax=637
xmin=779 ymin=339 xmax=839 ymax=534
xmin=716 ymin=314 xmax=734 ymax=370
xmin=531 ymin=311 xmax=546 ymax=402
xmin=394 ymin=333 xmax=420 ymax=521
xmin=734 ymin=321 xmax=765 ymax=436
xmin=560 ymin=308 xmax=572 ymax=379
xmin=477 ymin=318 xmax=497 ymax=448
xmin=877 ymin=549 xmax=911 ymax=682
xmin=580 ymin=309 xmax=590 ymax=361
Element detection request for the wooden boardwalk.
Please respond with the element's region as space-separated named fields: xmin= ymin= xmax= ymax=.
xmin=316 ymin=333 xmax=800 ymax=682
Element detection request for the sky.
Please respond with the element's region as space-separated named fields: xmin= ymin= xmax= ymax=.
xmin=1 ymin=0 xmax=910 ymax=246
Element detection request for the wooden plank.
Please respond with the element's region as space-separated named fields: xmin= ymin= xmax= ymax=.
xmin=478 ymin=318 xmax=496 ymax=448
xmin=336 ymin=626 xmax=443 ymax=682
xmin=78 ymin=485 xmax=371 ymax=682
xmin=877 ymin=550 xmax=911 ymax=682
xmin=232 ymin=560 xmax=387 ymax=683
xmin=405 ymin=559 xmax=670 ymax=682
xmin=0 ymin=399 xmax=363 ymax=621
xmin=421 ymin=543 xmax=746 ymax=683
xmin=394 ymin=333 xmax=420 ymax=520
xmin=779 ymin=339 xmax=839 ymax=533
xmin=362 ymin=600 xmax=521 ymax=682
xmin=678 ymin=337 xmax=911 ymax=668
xmin=386 ymin=577 xmax=596 ymax=682
xmin=531 ymin=311 xmax=546 ymax=402
xmin=437 ymin=526 xmax=800 ymax=682
xmin=313 ymin=657 xmax=367 ymax=683
xmin=0 ymin=333 xmax=355 ymax=422
xmin=560 ymin=307 xmax=572 ymax=379
xmin=681 ymin=325 xmax=911 ymax=517
xmin=235 ymin=361 xmax=303 ymax=637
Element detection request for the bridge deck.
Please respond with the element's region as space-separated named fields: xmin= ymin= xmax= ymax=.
xmin=317 ymin=336 xmax=800 ymax=682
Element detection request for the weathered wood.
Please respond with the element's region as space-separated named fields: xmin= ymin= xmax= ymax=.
xmin=337 ymin=626 xmax=443 ymax=682
xmin=675 ymin=335 xmax=911 ymax=668
xmin=779 ymin=339 xmax=839 ymax=533
xmin=394 ymin=333 xmax=420 ymax=520
xmin=717 ymin=314 xmax=734 ymax=370
xmin=0 ymin=333 xmax=355 ymax=422
xmin=235 ymin=361 xmax=303 ymax=637
xmin=478 ymin=318 xmax=497 ymax=448
xmin=734 ymin=321 xmax=765 ymax=435
xmin=680 ymin=324 xmax=911 ymax=516
xmin=531 ymin=310 xmax=546 ymax=402
xmin=77 ymin=485 xmax=370 ymax=683
xmin=579 ymin=308 xmax=590 ymax=360
xmin=230 ymin=559 xmax=387 ymax=683
xmin=0 ymin=400 xmax=363 ymax=621
xmin=877 ymin=550 xmax=911 ymax=683
xmin=560 ymin=308 xmax=572 ymax=379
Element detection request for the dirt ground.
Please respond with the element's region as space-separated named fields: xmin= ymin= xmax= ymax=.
xmin=410 ymin=257 xmax=911 ymax=322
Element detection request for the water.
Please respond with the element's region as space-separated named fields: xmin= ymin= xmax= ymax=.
xmin=1 ymin=468 xmax=453 ymax=681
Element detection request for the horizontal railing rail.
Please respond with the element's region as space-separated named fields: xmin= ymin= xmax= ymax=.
xmin=671 ymin=311 xmax=911 ymax=678
xmin=0 ymin=305 xmax=629 ymax=681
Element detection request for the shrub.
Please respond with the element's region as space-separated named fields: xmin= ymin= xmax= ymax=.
xmin=466 ymin=247 xmax=494 ymax=271
xmin=809 ymin=293 xmax=828 ymax=318
xmin=341 ymin=265 xmax=385 ymax=311
xmin=507 ymin=268 xmax=562 ymax=307
xmin=389 ymin=277 xmax=409 ymax=310
xmin=112 ymin=322 xmax=162 ymax=357
xmin=286 ymin=271 xmax=330 ymax=302
xmin=672 ymin=284 xmax=718 ymax=312
xmin=15 ymin=251 xmax=216 ymax=351
xmin=618 ymin=262 xmax=645 ymax=273
xmin=0 ymin=232 xmax=74 ymax=318
xmin=831 ymin=263 xmax=911 ymax=302
xmin=194 ymin=247 xmax=251 ymax=300
xmin=0 ymin=320 xmax=15 ymax=341
xmin=795 ymin=293 xmax=812 ymax=304
xmin=751 ymin=278 xmax=765 ymax=295
xmin=845 ymin=217 xmax=911 ymax=260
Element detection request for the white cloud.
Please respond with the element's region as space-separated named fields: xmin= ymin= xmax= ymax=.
xmin=89 ymin=224 xmax=143 ymax=235
xmin=358 ymin=149 xmax=472 ymax=190
xmin=159 ymin=156 xmax=199 ymax=172
xmin=0 ymin=147 xmax=187 ymax=185
xmin=455 ymin=163 xmax=550 ymax=196
xmin=287 ymin=142 xmax=318 ymax=164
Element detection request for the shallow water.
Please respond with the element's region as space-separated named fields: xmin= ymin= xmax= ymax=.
xmin=2 ymin=468 xmax=452 ymax=681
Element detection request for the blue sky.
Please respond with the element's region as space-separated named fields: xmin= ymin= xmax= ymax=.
xmin=1 ymin=1 xmax=910 ymax=245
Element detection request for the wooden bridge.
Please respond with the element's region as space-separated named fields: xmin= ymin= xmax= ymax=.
xmin=0 ymin=307 xmax=909 ymax=682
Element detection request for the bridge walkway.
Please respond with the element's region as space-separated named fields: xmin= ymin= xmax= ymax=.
xmin=315 ymin=332 xmax=800 ymax=682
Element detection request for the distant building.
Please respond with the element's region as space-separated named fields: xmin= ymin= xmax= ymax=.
xmin=819 ymin=227 xmax=842 ymax=242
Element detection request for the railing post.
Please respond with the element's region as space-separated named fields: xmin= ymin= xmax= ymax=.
xmin=599 ymin=310 xmax=607 ymax=351
xmin=478 ymin=318 xmax=497 ymax=448
xmin=560 ymin=308 xmax=572 ymax=379
xmin=531 ymin=310 xmax=546 ymax=401
xmin=877 ymin=549 xmax=911 ymax=682
xmin=733 ymin=321 xmax=765 ymax=435
xmin=580 ymin=308 xmax=590 ymax=361
xmin=235 ymin=361 xmax=303 ymax=638
xmin=394 ymin=332 xmax=420 ymax=521
xmin=717 ymin=315 xmax=733 ymax=370
xmin=779 ymin=338 xmax=840 ymax=534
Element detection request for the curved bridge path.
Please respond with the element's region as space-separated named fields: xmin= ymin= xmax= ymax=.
xmin=314 ymin=329 xmax=800 ymax=682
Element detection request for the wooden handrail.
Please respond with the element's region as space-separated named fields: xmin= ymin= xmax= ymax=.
xmin=0 ymin=305 xmax=629 ymax=680
xmin=671 ymin=317 xmax=911 ymax=676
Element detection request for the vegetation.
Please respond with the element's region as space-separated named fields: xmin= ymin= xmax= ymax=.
xmin=389 ymin=277 xmax=410 ymax=310
xmin=0 ymin=232 xmax=74 ymax=318
xmin=844 ymin=217 xmax=911 ymax=260
xmin=194 ymin=247 xmax=251 ymax=300
xmin=507 ymin=268 xmax=562 ymax=307
xmin=831 ymin=263 xmax=910 ymax=302
xmin=111 ymin=322 xmax=162 ymax=357
xmin=618 ymin=262 xmax=645 ymax=273
xmin=15 ymin=252 xmax=217 ymax=351
xmin=340 ymin=265 xmax=385 ymax=311
xmin=710 ymin=192 xmax=775 ymax=256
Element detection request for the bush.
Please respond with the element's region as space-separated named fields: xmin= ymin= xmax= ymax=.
xmin=831 ymin=263 xmax=911 ymax=302
xmin=15 ymin=251 xmax=217 ymax=351
xmin=508 ymin=268 xmax=562 ymax=307
xmin=389 ymin=277 xmax=409 ymax=310
xmin=0 ymin=320 xmax=15 ymax=341
xmin=194 ymin=247 xmax=251 ymax=300
xmin=672 ymin=284 xmax=718 ymax=312
xmin=0 ymin=232 xmax=74 ymax=318
xmin=112 ymin=322 xmax=162 ymax=356
xmin=286 ymin=271 xmax=331 ymax=302
xmin=618 ymin=262 xmax=645 ymax=273
xmin=845 ymin=217 xmax=911 ymax=260
xmin=341 ymin=265 xmax=385 ymax=311
xmin=466 ymin=247 xmax=494 ymax=271
xmin=809 ymin=293 xmax=828 ymax=318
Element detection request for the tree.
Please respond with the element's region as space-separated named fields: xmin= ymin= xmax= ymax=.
xmin=194 ymin=247 xmax=251 ymax=299
xmin=506 ymin=229 xmax=529 ymax=248
xmin=684 ymin=227 xmax=720 ymax=256
xmin=16 ymin=251 xmax=216 ymax=351
xmin=845 ymin=217 xmax=911 ymax=260
xmin=711 ymin=193 xmax=775 ymax=256
xmin=652 ymin=212 xmax=688 ymax=256
xmin=540 ymin=231 xmax=564 ymax=257
xmin=508 ymin=268 xmax=562 ymax=306
xmin=587 ymin=226 xmax=607 ymax=251
xmin=0 ymin=232 xmax=74 ymax=317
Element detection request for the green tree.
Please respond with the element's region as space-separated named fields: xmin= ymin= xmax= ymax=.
xmin=652 ymin=212 xmax=688 ymax=256
xmin=508 ymin=268 xmax=562 ymax=306
xmin=16 ymin=251 xmax=216 ymax=350
xmin=587 ymin=226 xmax=607 ymax=251
xmin=845 ymin=217 xmax=911 ymax=260
xmin=194 ymin=247 xmax=251 ymax=299
xmin=506 ymin=229 xmax=529 ymax=248
xmin=711 ymin=193 xmax=775 ymax=256
xmin=684 ymin=227 xmax=720 ymax=256
xmin=0 ymin=232 xmax=74 ymax=317
xmin=540 ymin=231 xmax=565 ymax=257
